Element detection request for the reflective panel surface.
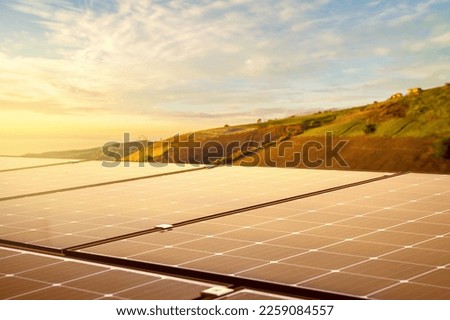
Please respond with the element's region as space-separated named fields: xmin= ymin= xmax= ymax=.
xmin=79 ymin=173 xmax=450 ymax=299
xmin=1 ymin=166 xmax=386 ymax=250
xmin=0 ymin=247 xmax=222 ymax=300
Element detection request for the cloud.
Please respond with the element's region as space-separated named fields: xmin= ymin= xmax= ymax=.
xmin=2 ymin=0 xmax=335 ymax=111
xmin=0 ymin=52 xmax=118 ymax=114
xmin=1 ymin=0 xmax=448 ymax=120
xmin=431 ymin=32 xmax=450 ymax=45
xmin=369 ymin=0 xmax=448 ymax=27
xmin=368 ymin=1 xmax=382 ymax=7
xmin=374 ymin=47 xmax=390 ymax=56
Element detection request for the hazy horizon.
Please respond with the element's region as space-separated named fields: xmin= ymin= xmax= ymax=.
xmin=1 ymin=0 xmax=449 ymax=155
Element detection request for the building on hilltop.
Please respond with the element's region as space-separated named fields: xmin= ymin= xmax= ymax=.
xmin=390 ymin=92 xmax=403 ymax=99
xmin=407 ymin=87 xmax=422 ymax=95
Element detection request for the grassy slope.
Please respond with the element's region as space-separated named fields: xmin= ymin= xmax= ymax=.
xmin=234 ymin=85 xmax=450 ymax=173
xmin=281 ymin=85 xmax=450 ymax=138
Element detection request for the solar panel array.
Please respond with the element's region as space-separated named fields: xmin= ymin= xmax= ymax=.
xmin=0 ymin=157 xmax=80 ymax=172
xmin=0 ymin=160 xmax=201 ymax=200
xmin=0 ymin=164 xmax=384 ymax=251
xmin=1 ymin=157 xmax=449 ymax=300
xmin=0 ymin=247 xmax=233 ymax=300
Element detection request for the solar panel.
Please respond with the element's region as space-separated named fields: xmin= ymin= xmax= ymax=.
xmin=75 ymin=173 xmax=450 ymax=299
xmin=0 ymin=161 xmax=201 ymax=200
xmin=0 ymin=246 xmax=228 ymax=300
xmin=0 ymin=157 xmax=80 ymax=172
xmin=0 ymin=166 xmax=388 ymax=251
xmin=218 ymin=289 xmax=294 ymax=300
xmin=2 ymin=159 xmax=448 ymax=300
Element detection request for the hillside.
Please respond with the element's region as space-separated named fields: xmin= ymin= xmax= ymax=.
xmin=24 ymin=84 xmax=450 ymax=173
xmin=232 ymin=84 xmax=450 ymax=173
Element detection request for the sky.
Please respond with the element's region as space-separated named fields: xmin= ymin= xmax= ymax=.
xmin=0 ymin=0 xmax=449 ymax=155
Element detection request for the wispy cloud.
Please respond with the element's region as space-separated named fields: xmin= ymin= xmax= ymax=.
xmin=1 ymin=0 xmax=449 ymax=120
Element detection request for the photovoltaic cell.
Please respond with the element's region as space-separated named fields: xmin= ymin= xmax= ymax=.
xmin=0 ymin=246 xmax=225 ymax=300
xmin=77 ymin=173 xmax=450 ymax=299
xmin=2 ymin=157 xmax=449 ymax=300
xmin=0 ymin=157 xmax=79 ymax=171
xmin=0 ymin=166 xmax=387 ymax=250
xmin=218 ymin=289 xmax=294 ymax=300
xmin=0 ymin=161 xmax=201 ymax=199
xmin=370 ymin=282 xmax=450 ymax=300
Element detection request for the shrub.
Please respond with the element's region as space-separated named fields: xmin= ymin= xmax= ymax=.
xmin=435 ymin=138 xmax=450 ymax=159
xmin=363 ymin=123 xmax=377 ymax=134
